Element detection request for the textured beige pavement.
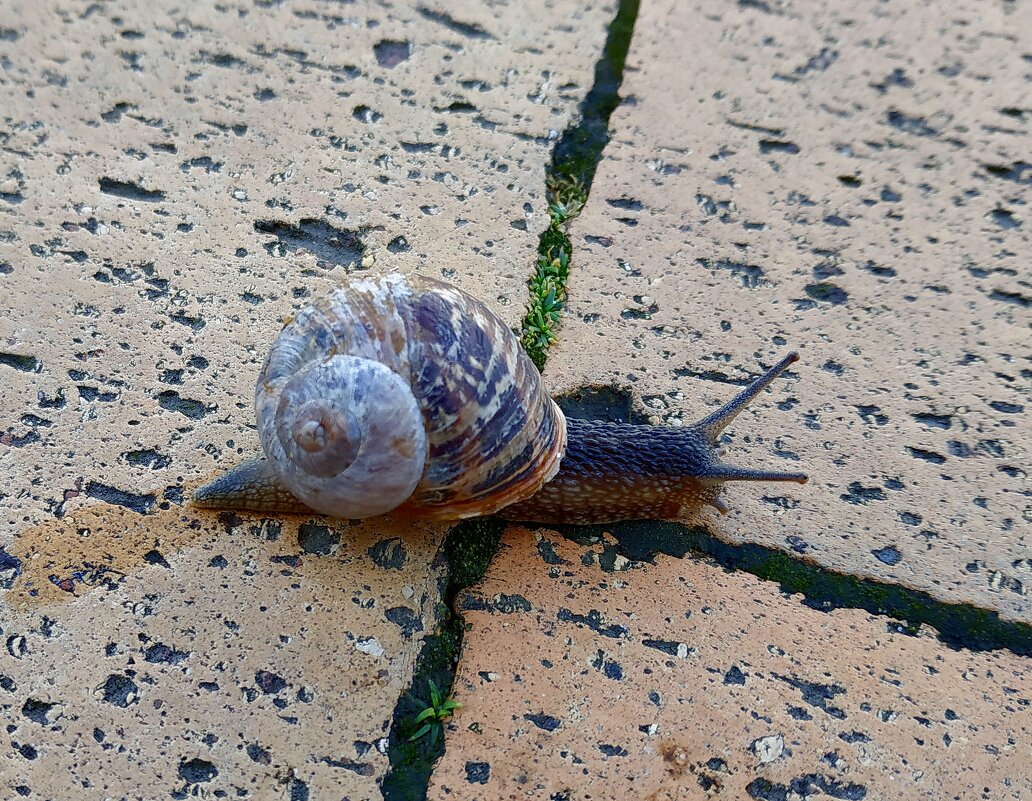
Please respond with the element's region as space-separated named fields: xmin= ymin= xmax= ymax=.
xmin=542 ymin=0 xmax=1031 ymax=620
xmin=429 ymin=530 xmax=1031 ymax=801
xmin=0 ymin=0 xmax=615 ymax=797
xmin=2 ymin=0 xmax=1030 ymax=798
xmin=2 ymin=512 xmax=444 ymax=798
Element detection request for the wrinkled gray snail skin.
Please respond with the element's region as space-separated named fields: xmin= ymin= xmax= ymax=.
xmin=193 ymin=272 xmax=807 ymax=524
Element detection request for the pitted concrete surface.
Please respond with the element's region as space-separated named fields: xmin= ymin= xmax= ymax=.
xmin=430 ymin=1 xmax=1031 ymax=798
xmin=429 ymin=529 xmax=1031 ymax=800
xmin=542 ymin=0 xmax=1031 ymax=620
xmin=2 ymin=513 xmax=443 ymax=799
xmin=3 ymin=0 xmax=1030 ymax=798
xmin=0 ymin=0 xmax=615 ymax=797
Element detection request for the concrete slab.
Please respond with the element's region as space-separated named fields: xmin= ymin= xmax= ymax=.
xmin=1 ymin=512 xmax=443 ymax=799
xmin=542 ymin=0 xmax=1031 ymax=620
xmin=0 ymin=0 xmax=616 ymax=796
xmin=429 ymin=528 xmax=1031 ymax=800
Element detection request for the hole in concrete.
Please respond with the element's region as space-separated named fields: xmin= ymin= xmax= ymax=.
xmin=253 ymin=218 xmax=366 ymax=268
xmin=554 ymin=384 xmax=649 ymax=425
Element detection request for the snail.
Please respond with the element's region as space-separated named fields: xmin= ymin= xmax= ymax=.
xmin=193 ymin=272 xmax=807 ymax=525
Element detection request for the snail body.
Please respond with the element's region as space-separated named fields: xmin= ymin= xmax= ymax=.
xmin=194 ymin=272 xmax=806 ymax=524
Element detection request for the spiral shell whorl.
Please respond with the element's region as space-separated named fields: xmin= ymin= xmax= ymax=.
xmin=259 ymin=355 xmax=428 ymax=518
xmin=254 ymin=272 xmax=566 ymax=520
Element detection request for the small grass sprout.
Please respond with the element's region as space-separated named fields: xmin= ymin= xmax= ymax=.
xmin=408 ymin=679 xmax=461 ymax=746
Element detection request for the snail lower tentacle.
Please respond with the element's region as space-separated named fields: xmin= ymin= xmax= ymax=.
xmin=191 ymin=274 xmax=806 ymax=524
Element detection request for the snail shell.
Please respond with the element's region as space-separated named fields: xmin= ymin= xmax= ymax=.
xmin=253 ymin=272 xmax=565 ymax=520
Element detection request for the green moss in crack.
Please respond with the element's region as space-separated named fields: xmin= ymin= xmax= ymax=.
xmin=520 ymin=174 xmax=586 ymax=370
xmin=446 ymin=517 xmax=506 ymax=590
xmin=381 ymin=518 xmax=504 ymax=801
xmin=519 ymin=0 xmax=640 ymax=370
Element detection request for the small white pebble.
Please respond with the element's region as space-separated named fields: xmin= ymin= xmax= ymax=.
xmin=355 ymin=637 xmax=385 ymax=658
xmin=752 ymin=734 xmax=784 ymax=764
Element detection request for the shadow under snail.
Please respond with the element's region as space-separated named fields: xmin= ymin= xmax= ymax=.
xmin=193 ymin=272 xmax=807 ymax=524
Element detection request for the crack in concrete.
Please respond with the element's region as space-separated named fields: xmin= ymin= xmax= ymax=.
xmin=548 ymin=520 xmax=1032 ymax=657
xmin=543 ymin=387 xmax=1031 ymax=657
xmin=551 ymin=0 xmax=641 ymax=194
xmin=381 ymin=3 xmax=645 ymax=797
xmin=380 ymin=519 xmax=505 ymax=800
xmin=519 ymin=0 xmax=641 ymax=369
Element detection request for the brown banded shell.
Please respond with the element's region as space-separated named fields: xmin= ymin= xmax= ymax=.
xmin=255 ymin=272 xmax=567 ymax=520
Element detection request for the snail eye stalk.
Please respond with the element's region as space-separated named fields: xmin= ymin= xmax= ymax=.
xmin=693 ymin=352 xmax=800 ymax=442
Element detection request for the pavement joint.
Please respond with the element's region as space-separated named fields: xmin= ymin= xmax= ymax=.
xmin=544 ymin=520 xmax=1032 ymax=658
xmin=519 ymin=0 xmax=640 ymax=369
